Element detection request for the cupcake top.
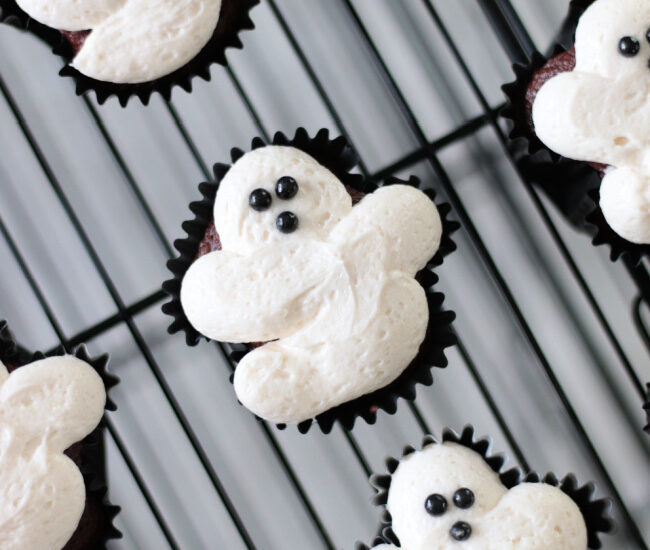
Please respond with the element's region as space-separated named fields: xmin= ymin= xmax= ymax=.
xmin=0 ymin=355 xmax=106 ymax=550
xmin=532 ymin=0 xmax=650 ymax=243
xmin=15 ymin=0 xmax=223 ymax=83
xmin=180 ymin=145 xmax=443 ymax=424
xmin=372 ymin=442 xmax=587 ymax=550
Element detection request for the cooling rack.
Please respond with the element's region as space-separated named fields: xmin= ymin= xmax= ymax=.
xmin=0 ymin=0 xmax=648 ymax=548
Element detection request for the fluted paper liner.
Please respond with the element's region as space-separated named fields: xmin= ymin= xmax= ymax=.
xmin=163 ymin=127 xmax=459 ymax=434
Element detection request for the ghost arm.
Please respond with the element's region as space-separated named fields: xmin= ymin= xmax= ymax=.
xmin=0 ymin=357 xmax=105 ymax=453
xmin=330 ymin=185 xmax=442 ymax=275
xmin=532 ymin=71 xmax=638 ymax=165
xmin=0 ymin=456 xmax=87 ymax=550
xmin=180 ymin=245 xmax=333 ymax=343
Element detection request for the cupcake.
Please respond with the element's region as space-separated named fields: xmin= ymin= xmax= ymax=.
xmin=362 ymin=426 xmax=613 ymax=549
xmin=163 ymin=128 xmax=458 ymax=433
xmin=503 ymin=0 xmax=650 ymax=262
xmin=0 ymin=0 xmax=258 ymax=105
xmin=0 ymin=321 xmax=121 ymax=550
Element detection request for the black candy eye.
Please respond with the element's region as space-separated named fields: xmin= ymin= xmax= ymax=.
xmin=646 ymin=28 xmax=650 ymax=43
xmin=276 ymin=211 xmax=299 ymax=233
xmin=619 ymin=36 xmax=640 ymax=57
xmin=424 ymin=494 xmax=447 ymax=516
xmin=276 ymin=176 xmax=299 ymax=200
xmin=453 ymin=488 xmax=475 ymax=509
xmin=450 ymin=521 xmax=472 ymax=541
xmin=249 ymin=188 xmax=272 ymax=211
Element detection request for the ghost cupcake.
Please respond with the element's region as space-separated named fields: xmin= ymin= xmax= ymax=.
xmin=163 ymin=128 xmax=458 ymax=433
xmin=0 ymin=0 xmax=258 ymax=105
xmin=503 ymin=0 xmax=650 ymax=262
xmin=0 ymin=321 xmax=121 ymax=550
xmin=358 ymin=426 xmax=613 ymax=550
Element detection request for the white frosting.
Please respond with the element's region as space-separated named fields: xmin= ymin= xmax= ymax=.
xmin=372 ymin=443 xmax=587 ymax=550
xmin=0 ymin=356 xmax=106 ymax=550
xmin=15 ymin=0 xmax=125 ymax=30
xmin=181 ymin=146 xmax=442 ymax=424
xmin=15 ymin=0 xmax=223 ymax=83
xmin=532 ymin=0 xmax=650 ymax=243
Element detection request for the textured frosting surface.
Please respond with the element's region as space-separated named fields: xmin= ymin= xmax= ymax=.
xmin=533 ymin=0 xmax=650 ymax=243
xmin=15 ymin=0 xmax=223 ymax=83
xmin=372 ymin=443 xmax=587 ymax=550
xmin=0 ymin=356 xmax=106 ymax=550
xmin=181 ymin=146 xmax=442 ymax=423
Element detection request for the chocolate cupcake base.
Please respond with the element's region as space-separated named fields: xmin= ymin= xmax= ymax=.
xmin=0 ymin=0 xmax=259 ymax=106
xmin=0 ymin=321 xmax=121 ymax=549
xmin=163 ymin=127 xmax=459 ymax=433
xmin=367 ymin=426 xmax=614 ymax=550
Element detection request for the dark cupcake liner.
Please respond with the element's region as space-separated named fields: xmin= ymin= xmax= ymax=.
xmin=364 ymin=425 xmax=613 ymax=549
xmin=501 ymin=41 xmax=600 ymax=231
xmin=0 ymin=320 xmax=122 ymax=549
xmin=501 ymin=1 xmax=650 ymax=264
xmin=355 ymin=539 xmax=385 ymax=550
xmin=163 ymin=127 xmax=458 ymax=434
xmin=643 ymin=382 xmax=650 ymax=434
xmin=583 ymin=188 xmax=650 ymax=264
xmin=501 ymin=45 xmax=569 ymax=157
xmin=0 ymin=0 xmax=258 ymax=106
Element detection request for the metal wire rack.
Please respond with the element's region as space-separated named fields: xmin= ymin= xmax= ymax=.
xmin=0 ymin=1 xmax=649 ymax=548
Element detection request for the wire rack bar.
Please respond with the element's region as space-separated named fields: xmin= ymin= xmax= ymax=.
xmin=106 ymin=420 xmax=182 ymax=550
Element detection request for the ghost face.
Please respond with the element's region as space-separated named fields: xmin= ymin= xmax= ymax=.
xmin=574 ymin=0 xmax=650 ymax=78
xmin=383 ymin=443 xmax=587 ymax=550
xmin=214 ymin=146 xmax=353 ymax=254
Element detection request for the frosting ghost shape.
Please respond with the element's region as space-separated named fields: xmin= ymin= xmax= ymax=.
xmin=180 ymin=146 xmax=442 ymax=424
xmin=372 ymin=443 xmax=588 ymax=550
xmin=0 ymin=357 xmax=106 ymax=550
xmin=15 ymin=0 xmax=223 ymax=83
xmin=533 ymin=0 xmax=650 ymax=243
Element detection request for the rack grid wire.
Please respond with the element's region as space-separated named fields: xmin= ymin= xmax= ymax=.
xmin=0 ymin=0 xmax=649 ymax=549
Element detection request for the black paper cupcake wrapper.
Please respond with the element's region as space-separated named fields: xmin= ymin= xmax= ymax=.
xmin=501 ymin=0 xmax=594 ymax=154
xmin=501 ymin=0 xmax=650 ymax=264
xmin=0 ymin=0 xmax=258 ymax=106
xmin=163 ymin=127 xmax=459 ymax=434
xmin=583 ymin=188 xmax=650 ymax=264
xmin=0 ymin=320 xmax=122 ymax=548
xmin=361 ymin=425 xmax=614 ymax=550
